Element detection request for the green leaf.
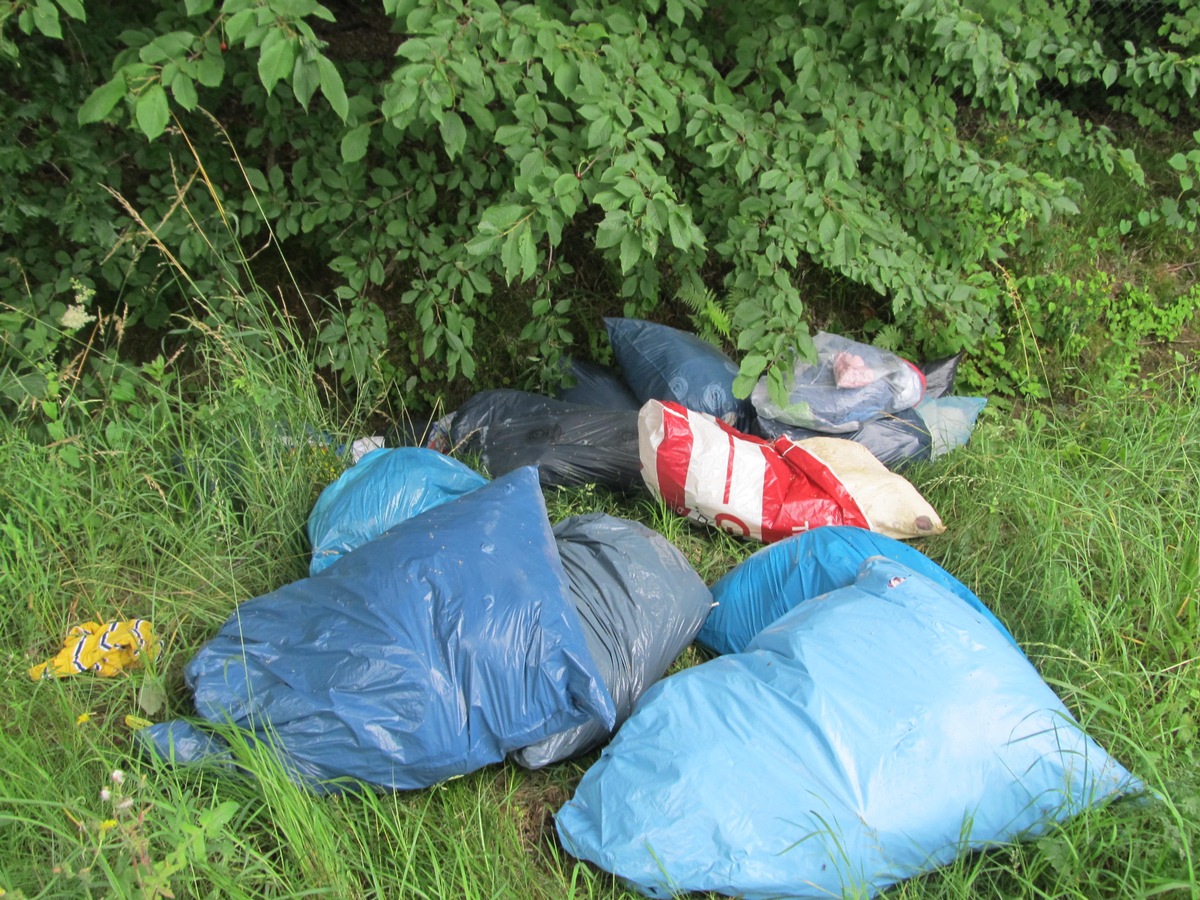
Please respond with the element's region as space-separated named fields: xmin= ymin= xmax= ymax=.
xmin=78 ymin=74 xmax=128 ymax=125
xmin=439 ymin=111 xmax=467 ymax=160
xmin=596 ymin=211 xmax=626 ymax=249
xmin=553 ymin=172 xmax=579 ymax=198
xmin=258 ymin=32 xmax=296 ymax=96
xmin=135 ymin=83 xmax=170 ymax=140
xmin=1167 ymin=153 xmax=1188 ymax=172
xmin=244 ymin=167 xmax=268 ymax=191
xmin=619 ymin=230 xmax=641 ymax=273
xmin=316 ymin=54 xmax=349 ymax=121
xmin=340 ymin=123 xmax=370 ymax=163
xmin=56 ymin=0 xmax=86 ymax=20
xmin=553 ymin=61 xmax=579 ymax=98
xmin=735 ymin=151 xmax=753 ymax=184
xmin=817 ymin=210 xmax=838 ymax=246
xmin=740 ymin=354 xmax=769 ymax=378
xmin=466 ymin=232 xmax=502 ymax=256
xmin=501 ymin=229 xmax=522 ymax=282
xmin=140 ymin=31 xmax=196 ymax=64
xmin=732 ymin=372 xmax=758 ymax=399
xmin=292 ymin=57 xmax=320 ymax=109
xmin=170 ymin=73 xmax=199 ymax=111
xmin=494 ymin=124 xmax=528 ymax=146
xmin=195 ymin=50 xmax=225 ymax=87
xmin=223 ymin=9 xmax=256 ymax=42
xmin=480 ymin=204 xmax=527 ymax=232
xmin=667 ymin=209 xmax=689 ymax=250
xmin=31 ymin=0 xmax=62 ymax=39
xmin=519 ymin=226 xmax=538 ymax=280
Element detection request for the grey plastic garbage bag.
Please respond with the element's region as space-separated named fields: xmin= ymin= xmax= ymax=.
xmin=141 ymin=466 xmax=615 ymax=791
xmin=512 ymin=513 xmax=712 ymax=768
xmin=753 ymin=404 xmax=933 ymax=469
xmin=306 ymin=447 xmax=487 ymax=575
xmin=556 ymin=558 xmax=1141 ymax=900
xmin=450 ymin=389 xmax=641 ymax=490
xmin=754 ymin=395 xmax=986 ymax=469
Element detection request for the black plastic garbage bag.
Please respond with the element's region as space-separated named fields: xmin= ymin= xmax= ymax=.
xmin=605 ymin=317 xmax=753 ymax=432
xmin=139 ymin=467 xmax=616 ymax=791
xmin=450 ymin=389 xmax=641 ymax=490
xmin=920 ymin=353 xmax=964 ymax=399
xmin=512 ymin=513 xmax=713 ymax=768
xmin=555 ymin=358 xmax=641 ymax=410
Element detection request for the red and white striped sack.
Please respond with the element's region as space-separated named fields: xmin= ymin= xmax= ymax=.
xmin=637 ymin=400 xmax=870 ymax=543
xmin=638 ymin=400 xmax=945 ymax=543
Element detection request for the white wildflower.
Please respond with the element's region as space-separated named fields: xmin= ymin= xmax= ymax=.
xmin=110 ymin=769 xmax=125 ymax=785
xmin=60 ymin=304 xmax=96 ymax=331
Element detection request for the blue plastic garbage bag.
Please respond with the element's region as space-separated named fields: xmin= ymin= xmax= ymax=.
xmin=556 ymin=558 xmax=1141 ymax=900
xmin=698 ymin=525 xmax=1019 ymax=655
xmin=307 ymin=447 xmax=487 ymax=576
xmin=143 ymin=467 xmax=615 ymax=791
xmin=605 ymin=318 xmax=753 ymax=431
xmin=918 ymin=395 xmax=988 ymax=459
xmin=512 ymin=513 xmax=712 ymax=768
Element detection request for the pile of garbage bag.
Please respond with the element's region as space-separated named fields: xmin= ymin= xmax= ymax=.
xmin=142 ymin=461 xmax=712 ymax=787
xmin=125 ymin=316 xmax=1145 ymax=900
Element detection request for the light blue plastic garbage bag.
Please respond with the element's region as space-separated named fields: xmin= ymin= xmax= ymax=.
xmin=307 ymin=446 xmax=487 ymax=575
xmin=143 ymin=466 xmax=615 ymax=791
xmin=556 ymin=558 xmax=1141 ymax=900
xmin=698 ymin=525 xmax=1019 ymax=656
xmin=917 ymin=395 xmax=988 ymax=459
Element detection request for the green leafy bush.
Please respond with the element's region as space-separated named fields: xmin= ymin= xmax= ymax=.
xmin=2 ymin=0 xmax=1199 ymax=409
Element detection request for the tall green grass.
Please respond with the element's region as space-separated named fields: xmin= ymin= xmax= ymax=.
xmin=3 ymin=293 xmax=1197 ymax=899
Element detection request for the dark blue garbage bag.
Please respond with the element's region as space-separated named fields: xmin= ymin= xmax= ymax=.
xmin=142 ymin=467 xmax=616 ymax=791
xmin=698 ymin=525 xmax=1019 ymax=656
xmin=512 ymin=513 xmax=713 ymax=769
xmin=556 ymin=558 xmax=1142 ymax=900
xmin=306 ymin=447 xmax=487 ymax=576
xmin=449 ymin=389 xmax=641 ymax=491
xmin=605 ymin=317 xmax=753 ymax=432
xmin=554 ymin=358 xmax=641 ymax=410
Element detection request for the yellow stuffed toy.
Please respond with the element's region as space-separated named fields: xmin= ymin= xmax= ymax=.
xmin=29 ymin=619 xmax=157 ymax=680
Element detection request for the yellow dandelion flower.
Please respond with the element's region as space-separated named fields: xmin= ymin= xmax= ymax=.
xmin=76 ymin=712 xmax=92 ymax=725
xmin=99 ymin=819 xmax=119 ymax=833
